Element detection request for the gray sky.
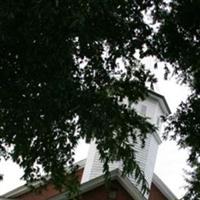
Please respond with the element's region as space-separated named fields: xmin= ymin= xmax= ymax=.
xmin=0 ymin=58 xmax=191 ymax=199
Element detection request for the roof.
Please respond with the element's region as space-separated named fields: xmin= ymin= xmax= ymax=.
xmin=152 ymin=173 xmax=178 ymax=200
xmin=148 ymin=90 xmax=171 ymax=115
xmin=2 ymin=159 xmax=85 ymax=198
xmin=49 ymin=169 xmax=146 ymax=200
xmin=3 ymin=159 xmax=177 ymax=200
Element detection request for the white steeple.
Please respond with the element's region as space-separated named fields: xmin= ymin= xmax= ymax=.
xmin=81 ymin=91 xmax=170 ymax=198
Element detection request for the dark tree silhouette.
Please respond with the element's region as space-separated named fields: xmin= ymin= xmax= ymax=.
xmin=0 ymin=1 xmax=199 ymax=199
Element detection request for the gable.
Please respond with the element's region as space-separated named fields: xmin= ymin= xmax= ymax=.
xmin=3 ymin=163 xmax=177 ymax=200
xmin=149 ymin=183 xmax=168 ymax=200
xmin=81 ymin=181 xmax=134 ymax=200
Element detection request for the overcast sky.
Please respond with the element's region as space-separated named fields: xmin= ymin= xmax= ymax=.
xmin=0 ymin=58 xmax=191 ymax=199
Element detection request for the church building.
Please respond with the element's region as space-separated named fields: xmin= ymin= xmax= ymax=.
xmin=1 ymin=90 xmax=177 ymax=200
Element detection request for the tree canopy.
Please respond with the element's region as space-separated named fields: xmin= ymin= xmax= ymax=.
xmin=0 ymin=0 xmax=199 ymax=199
xmin=152 ymin=1 xmax=200 ymax=199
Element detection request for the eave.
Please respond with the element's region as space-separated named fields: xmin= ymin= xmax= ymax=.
xmin=49 ymin=169 xmax=146 ymax=200
xmin=152 ymin=173 xmax=178 ymax=200
xmin=148 ymin=90 xmax=171 ymax=115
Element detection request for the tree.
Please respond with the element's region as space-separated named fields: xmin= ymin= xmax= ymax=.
xmin=0 ymin=0 xmax=157 ymax=196
xmin=0 ymin=0 xmax=199 ymax=199
xmin=149 ymin=1 xmax=200 ymax=199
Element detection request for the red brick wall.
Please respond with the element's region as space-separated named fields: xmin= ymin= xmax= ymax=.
xmin=17 ymin=168 xmax=84 ymax=200
xmin=18 ymin=183 xmax=60 ymax=200
xmin=148 ymin=183 xmax=168 ymax=200
xmin=81 ymin=181 xmax=134 ymax=200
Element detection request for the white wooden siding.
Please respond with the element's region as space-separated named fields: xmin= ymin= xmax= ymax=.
xmin=81 ymin=95 xmax=165 ymax=199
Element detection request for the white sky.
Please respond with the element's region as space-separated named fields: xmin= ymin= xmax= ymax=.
xmin=0 ymin=57 xmax=191 ymax=199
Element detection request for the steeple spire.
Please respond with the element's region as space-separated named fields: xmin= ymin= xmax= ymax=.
xmin=81 ymin=91 xmax=170 ymax=198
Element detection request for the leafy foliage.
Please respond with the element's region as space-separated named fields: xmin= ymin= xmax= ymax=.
xmin=165 ymin=94 xmax=200 ymax=200
xmin=150 ymin=0 xmax=200 ymax=199
xmin=0 ymin=0 xmax=157 ymax=194
xmin=1 ymin=0 xmax=200 ymax=198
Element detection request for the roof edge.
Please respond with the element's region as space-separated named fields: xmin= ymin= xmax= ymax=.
xmin=152 ymin=132 xmax=162 ymax=145
xmin=49 ymin=169 xmax=145 ymax=200
xmin=152 ymin=173 xmax=178 ymax=200
xmin=148 ymin=90 xmax=171 ymax=115
xmin=3 ymin=159 xmax=86 ymax=198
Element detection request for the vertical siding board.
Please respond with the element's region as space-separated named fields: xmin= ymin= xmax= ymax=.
xmin=81 ymin=96 xmax=165 ymax=198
